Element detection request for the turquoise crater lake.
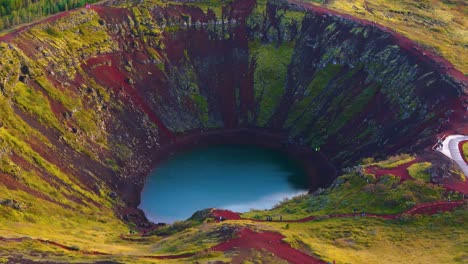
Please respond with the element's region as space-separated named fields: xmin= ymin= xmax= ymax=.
xmin=139 ymin=145 xmax=310 ymax=223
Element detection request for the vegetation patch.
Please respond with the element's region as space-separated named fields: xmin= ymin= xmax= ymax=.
xmin=407 ymin=162 xmax=432 ymax=182
xmin=463 ymin=141 xmax=468 ymax=162
xmin=374 ymin=154 xmax=415 ymax=169
xmin=307 ymin=0 xmax=467 ymax=73
xmin=13 ymin=81 xmax=62 ymax=131
xmin=250 ymin=41 xmax=295 ymax=125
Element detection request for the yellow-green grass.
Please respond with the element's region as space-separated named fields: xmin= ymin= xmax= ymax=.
xmin=13 ymin=81 xmax=63 ymax=132
xmin=119 ymin=207 xmax=468 ymax=263
xmin=147 ymin=209 xmax=468 ymax=264
xmin=0 ymin=1 xmax=465 ymax=263
xmin=463 ymin=141 xmax=468 ymax=163
xmin=0 ymin=193 xmax=126 ymax=254
xmin=0 ymin=237 xmax=228 ymax=264
xmin=309 ymin=0 xmax=467 ymax=74
xmin=273 ymin=210 xmax=468 ymax=264
xmin=407 ymin=162 xmax=432 ymax=182
xmin=23 ymin=8 xmax=117 ymax=78
xmin=151 ymin=225 xmax=227 ymax=255
xmin=1 ymin=181 xmax=465 ymax=263
xmin=242 ymin=171 xmax=449 ymax=221
xmin=250 ymin=40 xmax=295 ymax=125
xmin=374 ymin=154 xmax=415 ymax=169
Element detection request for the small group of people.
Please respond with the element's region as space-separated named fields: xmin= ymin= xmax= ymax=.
xmin=353 ymin=208 xmax=366 ymax=216
xmin=265 ymin=215 xmax=282 ymax=221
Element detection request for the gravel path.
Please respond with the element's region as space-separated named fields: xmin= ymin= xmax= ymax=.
xmin=440 ymin=135 xmax=468 ymax=177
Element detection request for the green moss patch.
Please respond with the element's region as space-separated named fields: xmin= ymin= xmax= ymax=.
xmin=407 ymin=162 xmax=432 ymax=182
xmin=250 ymin=41 xmax=294 ymax=125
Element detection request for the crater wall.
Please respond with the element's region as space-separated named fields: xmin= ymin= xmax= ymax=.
xmin=0 ymin=0 xmax=465 ymax=227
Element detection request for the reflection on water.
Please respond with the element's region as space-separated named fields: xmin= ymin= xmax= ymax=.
xmin=139 ymin=145 xmax=309 ymax=223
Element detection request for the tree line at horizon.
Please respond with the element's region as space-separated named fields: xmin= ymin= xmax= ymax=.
xmin=0 ymin=0 xmax=100 ymax=31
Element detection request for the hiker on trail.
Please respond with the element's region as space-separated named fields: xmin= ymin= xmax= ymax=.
xmin=279 ymin=215 xmax=282 ymax=221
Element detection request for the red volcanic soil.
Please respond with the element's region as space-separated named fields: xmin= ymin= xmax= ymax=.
xmin=403 ymin=201 xmax=464 ymax=215
xmin=213 ymin=209 xmax=242 ymax=221
xmin=212 ymin=200 xmax=464 ymax=222
xmin=437 ymin=93 xmax=468 ymax=136
xmin=365 ymin=158 xmax=468 ymax=194
xmin=212 ymin=228 xmax=325 ymax=264
xmin=442 ymin=176 xmax=468 ymax=195
xmin=0 ymin=200 xmax=463 ymax=262
xmin=81 ymin=54 xmax=175 ymax=141
xmin=288 ymin=0 xmax=468 ymax=84
xmin=365 ymin=159 xmax=419 ymax=182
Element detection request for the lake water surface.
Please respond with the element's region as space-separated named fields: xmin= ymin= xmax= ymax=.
xmin=139 ymin=145 xmax=309 ymax=223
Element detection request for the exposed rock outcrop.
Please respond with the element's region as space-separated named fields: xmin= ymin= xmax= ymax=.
xmin=0 ymin=0 xmax=465 ymax=230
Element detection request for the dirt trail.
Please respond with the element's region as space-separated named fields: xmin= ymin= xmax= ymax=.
xmin=213 ymin=200 xmax=465 ymax=223
xmin=210 ymin=201 xmax=464 ymax=263
xmin=1 ymin=200 xmax=463 ymax=262
xmin=212 ymin=228 xmax=325 ymax=264
xmin=364 ymin=159 xmax=419 ymax=182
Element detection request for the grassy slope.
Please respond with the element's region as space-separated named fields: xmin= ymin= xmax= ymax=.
xmin=463 ymin=141 xmax=468 ymax=161
xmin=19 ymin=155 xmax=455 ymax=263
xmin=0 ymin=1 xmax=466 ymax=263
xmin=250 ymin=41 xmax=295 ymax=125
xmin=275 ymin=212 xmax=467 ymax=264
xmin=143 ymin=208 xmax=468 ymax=263
xmin=309 ymin=0 xmax=467 ymax=74
xmin=373 ymin=154 xmax=415 ymax=169
xmin=243 ymin=171 xmax=453 ymax=220
xmin=407 ymin=162 xmax=432 ymax=182
xmin=0 ymin=8 xmax=131 ymax=258
xmin=3 ymin=208 xmax=466 ymax=264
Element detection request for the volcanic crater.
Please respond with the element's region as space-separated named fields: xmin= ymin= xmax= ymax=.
xmin=0 ymin=0 xmax=467 ymax=261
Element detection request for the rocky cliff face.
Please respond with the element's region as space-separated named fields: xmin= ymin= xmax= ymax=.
xmin=272 ymin=11 xmax=466 ymax=164
xmin=0 ymin=0 xmax=466 ymax=230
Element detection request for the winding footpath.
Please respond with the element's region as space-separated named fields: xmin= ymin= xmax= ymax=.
xmin=212 ymin=200 xmax=465 ymax=223
xmin=210 ymin=201 xmax=465 ymax=263
xmin=1 ymin=200 xmax=464 ymax=263
xmin=0 ymin=1 xmax=466 ymax=264
xmin=439 ymin=135 xmax=468 ymax=177
xmin=212 ymin=228 xmax=325 ymax=264
xmin=450 ymin=137 xmax=468 ymax=177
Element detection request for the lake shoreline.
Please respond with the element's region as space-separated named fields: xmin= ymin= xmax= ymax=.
xmin=119 ymin=127 xmax=337 ymax=229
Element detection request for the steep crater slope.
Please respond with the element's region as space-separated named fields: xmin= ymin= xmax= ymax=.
xmin=0 ymin=0 xmax=466 ymax=236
